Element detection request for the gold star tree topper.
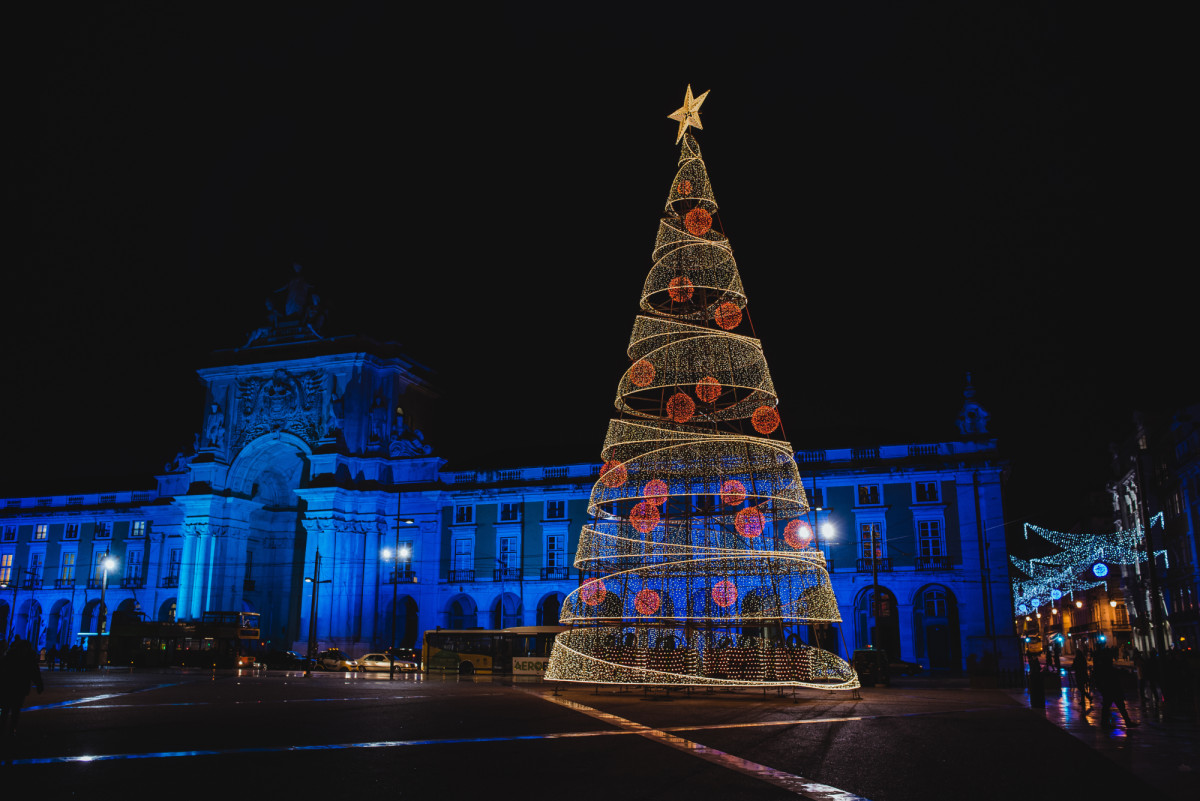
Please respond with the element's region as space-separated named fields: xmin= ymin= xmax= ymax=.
xmin=667 ymin=84 xmax=710 ymax=144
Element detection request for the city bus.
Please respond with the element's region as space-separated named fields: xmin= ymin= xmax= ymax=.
xmin=107 ymin=610 xmax=261 ymax=668
xmin=423 ymin=626 xmax=566 ymax=675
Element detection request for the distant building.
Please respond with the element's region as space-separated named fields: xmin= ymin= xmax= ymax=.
xmin=1107 ymin=406 xmax=1200 ymax=654
xmin=0 ymin=277 xmax=1018 ymax=671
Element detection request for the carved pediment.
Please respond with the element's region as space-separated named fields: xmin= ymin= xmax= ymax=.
xmin=233 ymin=368 xmax=325 ymax=450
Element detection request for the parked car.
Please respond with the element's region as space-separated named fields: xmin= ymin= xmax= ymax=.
xmin=262 ymin=650 xmax=314 ymax=670
xmin=314 ymin=649 xmax=358 ymax=672
xmin=386 ymin=646 xmax=421 ymax=665
xmin=889 ymin=658 xmax=923 ymax=676
xmin=852 ymin=648 xmax=891 ymax=686
xmin=357 ymin=652 xmax=419 ymax=673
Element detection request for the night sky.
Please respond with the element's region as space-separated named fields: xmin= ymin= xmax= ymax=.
xmin=6 ymin=6 xmax=1190 ymax=551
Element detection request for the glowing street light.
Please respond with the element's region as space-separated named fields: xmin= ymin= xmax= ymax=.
xmin=384 ymin=518 xmax=416 ymax=680
xmin=97 ymin=554 xmax=118 ymax=636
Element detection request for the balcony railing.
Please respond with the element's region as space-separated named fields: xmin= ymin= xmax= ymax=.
xmin=120 ymin=576 xmax=146 ymax=589
xmin=915 ymin=555 xmax=951 ymax=571
xmin=160 ymin=575 xmax=179 ymax=588
xmin=22 ymin=576 xmax=43 ymax=590
xmin=448 ymin=569 xmax=475 ymax=583
xmin=541 ymin=566 xmax=569 ymax=580
xmin=55 ymin=578 xmax=75 ymax=589
xmin=388 ymin=568 xmax=416 ymax=583
xmin=87 ymin=578 xmax=104 ymax=589
xmin=856 ymin=557 xmax=892 ymax=573
xmin=494 ymin=568 xmax=522 ymax=581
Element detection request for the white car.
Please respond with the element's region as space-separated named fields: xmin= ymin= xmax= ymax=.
xmin=314 ymin=649 xmax=359 ymax=672
xmin=357 ymin=652 xmax=419 ymax=673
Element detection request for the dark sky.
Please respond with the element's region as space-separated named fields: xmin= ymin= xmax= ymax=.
xmin=6 ymin=5 xmax=1190 ymax=549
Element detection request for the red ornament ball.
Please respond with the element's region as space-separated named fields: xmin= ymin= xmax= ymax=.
xmin=635 ymin=588 xmax=662 ymax=615
xmin=784 ymin=520 xmax=813 ymax=548
xmin=735 ymin=507 xmax=765 ymax=538
xmin=667 ymin=275 xmax=694 ymax=302
xmin=696 ymin=376 xmax=721 ymax=403
xmin=684 ymin=207 xmax=713 ymax=236
xmin=580 ymin=578 xmax=607 ymax=606
xmin=665 ymin=392 xmax=695 ymax=423
xmin=599 ymin=460 xmax=627 ymax=489
xmin=714 ymin=302 xmax=742 ymax=330
xmin=677 ymin=179 xmax=693 ymax=196
xmin=720 ymin=479 xmax=747 ymax=506
xmin=630 ymin=501 xmax=661 ymax=534
xmin=643 ymin=479 xmax=670 ymax=507
xmin=630 ymin=359 xmax=656 ymax=387
xmin=752 ymin=405 xmax=781 ymax=435
xmin=712 ymin=580 xmax=738 ymax=608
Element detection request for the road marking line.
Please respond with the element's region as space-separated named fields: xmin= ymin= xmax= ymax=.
xmin=5 ymin=730 xmax=637 ymax=765
xmin=25 ymin=683 xmax=189 ymax=712
xmin=526 ymin=691 xmax=871 ymax=801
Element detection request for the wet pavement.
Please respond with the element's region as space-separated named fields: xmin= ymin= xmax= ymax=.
xmin=1016 ymin=677 xmax=1199 ymax=801
xmin=1 ymin=667 xmax=1196 ymax=800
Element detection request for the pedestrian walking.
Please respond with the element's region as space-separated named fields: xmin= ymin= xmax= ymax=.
xmin=0 ymin=636 xmax=46 ymax=758
xmin=1027 ymin=652 xmax=1045 ymax=707
xmin=1093 ymin=646 xmax=1137 ymax=728
xmin=1071 ymin=650 xmax=1091 ymax=711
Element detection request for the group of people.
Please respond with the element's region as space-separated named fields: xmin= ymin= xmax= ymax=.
xmin=39 ymin=643 xmax=87 ymax=672
xmin=1067 ymin=645 xmax=1138 ymax=727
xmin=1028 ymin=644 xmax=1139 ymax=727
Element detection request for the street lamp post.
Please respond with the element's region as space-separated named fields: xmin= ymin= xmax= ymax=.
xmin=98 ymin=553 xmax=117 ymax=635
xmin=304 ymin=549 xmax=331 ymax=678
xmin=384 ymin=517 xmax=415 ymax=679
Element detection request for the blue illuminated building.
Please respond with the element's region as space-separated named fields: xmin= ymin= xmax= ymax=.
xmin=0 ymin=278 xmax=1019 ymax=672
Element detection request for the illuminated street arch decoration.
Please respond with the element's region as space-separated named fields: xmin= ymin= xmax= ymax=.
xmin=1011 ymin=518 xmax=1169 ymax=612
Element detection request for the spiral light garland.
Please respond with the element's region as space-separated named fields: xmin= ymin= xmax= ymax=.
xmin=544 ymin=91 xmax=858 ymax=690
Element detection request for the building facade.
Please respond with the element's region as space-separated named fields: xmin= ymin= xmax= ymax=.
xmin=0 ymin=282 xmax=1018 ymax=671
xmin=1107 ymin=407 xmax=1200 ymax=654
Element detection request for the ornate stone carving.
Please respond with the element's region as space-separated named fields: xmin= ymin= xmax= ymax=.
xmin=389 ymin=427 xmax=432 ymax=458
xmin=204 ymin=403 xmax=226 ymax=448
xmin=234 ymin=368 xmax=324 ymax=449
xmin=956 ymin=372 xmax=991 ymax=436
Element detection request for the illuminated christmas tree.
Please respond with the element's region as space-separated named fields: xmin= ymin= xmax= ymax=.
xmin=545 ymin=88 xmax=859 ymax=690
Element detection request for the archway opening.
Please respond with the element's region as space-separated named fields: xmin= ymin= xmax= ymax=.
xmin=856 ymin=586 xmax=901 ymax=659
xmin=914 ymin=584 xmax=961 ymax=670
xmin=491 ymin=593 xmax=523 ymax=629
xmin=448 ymin=595 xmax=477 ymax=629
